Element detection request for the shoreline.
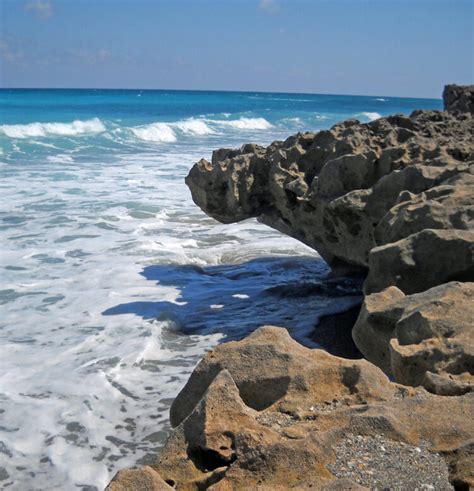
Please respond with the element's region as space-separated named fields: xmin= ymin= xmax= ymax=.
xmin=107 ymin=84 xmax=473 ymax=490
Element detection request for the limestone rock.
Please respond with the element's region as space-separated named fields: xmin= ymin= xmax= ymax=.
xmin=353 ymin=282 xmax=474 ymax=395
xmin=109 ymin=327 xmax=474 ymax=490
xmin=106 ymin=87 xmax=474 ymax=489
xmin=106 ymin=466 xmax=173 ymax=491
xmin=170 ymin=326 xmax=398 ymax=428
xmin=186 ymin=86 xmax=474 ymax=271
xmin=374 ymin=173 xmax=474 ymax=245
xmin=364 ymin=229 xmax=474 ymax=294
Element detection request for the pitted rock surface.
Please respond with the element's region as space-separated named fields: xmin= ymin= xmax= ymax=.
xmin=107 ymin=327 xmax=473 ymax=490
xmin=185 ymin=85 xmax=474 ymax=391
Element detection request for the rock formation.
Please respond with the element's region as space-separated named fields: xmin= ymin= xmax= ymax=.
xmin=107 ymin=86 xmax=473 ymax=489
xmin=107 ymin=327 xmax=474 ymax=490
xmin=185 ymin=84 xmax=474 ymax=394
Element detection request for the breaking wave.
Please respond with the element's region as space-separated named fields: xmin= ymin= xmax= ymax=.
xmin=0 ymin=118 xmax=106 ymax=139
xmin=130 ymin=122 xmax=178 ymax=142
xmin=215 ymin=117 xmax=273 ymax=130
xmin=360 ymin=111 xmax=382 ymax=121
xmin=127 ymin=117 xmax=273 ymax=143
xmin=173 ymin=119 xmax=216 ymax=135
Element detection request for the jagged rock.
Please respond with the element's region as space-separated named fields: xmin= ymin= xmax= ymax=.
xmin=374 ymin=172 xmax=474 ymax=245
xmin=443 ymin=84 xmax=474 ymax=113
xmin=186 ymin=86 xmax=473 ymax=271
xmin=109 ymin=327 xmax=473 ymax=490
xmin=184 ymin=85 xmax=474 ymax=395
xmin=353 ymin=282 xmax=474 ymax=395
xmin=106 ymin=87 xmax=474 ymax=489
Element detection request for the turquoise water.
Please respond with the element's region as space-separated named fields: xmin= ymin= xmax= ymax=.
xmin=0 ymin=89 xmax=441 ymax=490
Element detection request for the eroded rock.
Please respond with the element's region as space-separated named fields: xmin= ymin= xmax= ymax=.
xmin=106 ymin=86 xmax=474 ymax=489
xmin=353 ymin=281 xmax=474 ymax=395
xmin=186 ymin=86 xmax=473 ymax=272
xmin=184 ymin=84 xmax=474 ymax=394
xmin=106 ymin=466 xmax=173 ymax=491
xmin=109 ymin=327 xmax=473 ymax=490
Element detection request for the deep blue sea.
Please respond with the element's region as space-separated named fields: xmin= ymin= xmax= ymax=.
xmin=0 ymin=89 xmax=442 ymax=489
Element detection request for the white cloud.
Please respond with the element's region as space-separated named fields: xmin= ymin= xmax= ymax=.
xmin=0 ymin=39 xmax=25 ymax=64
xmin=258 ymin=0 xmax=280 ymax=14
xmin=25 ymin=0 xmax=54 ymax=20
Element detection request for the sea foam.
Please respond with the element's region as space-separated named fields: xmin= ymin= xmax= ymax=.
xmin=128 ymin=117 xmax=272 ymax=143
xmin=131 ymin=122 xmax=177 ymax=142
xmin=215 ymin=117 xmax=274 ymax=130
xmin=0 ymin=118 xmax=106 ymax=138
xmin=360 ymin=112 xmax=382 ymax=121
xmin=173 ymin=119 xmax=216 ymax=135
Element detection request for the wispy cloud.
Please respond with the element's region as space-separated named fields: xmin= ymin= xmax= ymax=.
xmin=0 ymin=39 xmax=25 ymax=64
xmin=25 ymin=0 xmax=54 ymax=20
xmin=258 ymin=0 xmax=280 ymax=15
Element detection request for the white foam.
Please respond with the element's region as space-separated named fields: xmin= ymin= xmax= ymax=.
xmin=0 ymin=118 xmax=106 ymax=139
xmin=375 ymin=98 xmax=387 ymax=102
xmin=127 ymin=117 xmax=272 ymax=143
xmin=281 ymin=117 xmax=302 ymax=124
xmin=131 ymin=122 xmax=177 ymax=142
xmin=173 ymin=119 xmax=216 ymax=135
xmin=216 ymin=117 xmax=273 ymax=130
xmin=360 ymin=111 xmax=382 ymax=121
xmin=47 ymin=154 xmax=75 ymax=163
xmin=0 ymin=107 xmax=359 ymax=490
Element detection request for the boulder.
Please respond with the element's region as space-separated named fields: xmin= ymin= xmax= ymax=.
xmin=364 ymin=229 xmax=474 ymax=294
xmin=170 ymin=326 xmax=398 ymax=428
xmin=374 ymin=173 xmax=474 ymax=245
xmin=353 ymin=282 xmax=474 ymax=395
xmin=109 ymin=327 xmax=474 ymax=490
xmin=443 ymin=84 xmax=474 ymax=114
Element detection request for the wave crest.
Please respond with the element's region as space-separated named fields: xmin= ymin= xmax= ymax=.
xmin=130 ymin=123 xmax=177 ymax=143
xmin=0 ymin=118 xmax=106 ymax=139
xmin=174 ymin=119 xmax=216 ymax=135
xmin=216 ymin=117 xmax=273 ymax=130
xmin=360 ymin=112 xmax=382 ymax=122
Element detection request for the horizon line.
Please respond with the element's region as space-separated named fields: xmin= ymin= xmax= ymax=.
xmin=0 ymin=86 xmax=443 ymax=101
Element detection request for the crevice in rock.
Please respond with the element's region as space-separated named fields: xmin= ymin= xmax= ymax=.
xmin=341 ymin=365 xmax=361 ymax=394
xmin=187 ymin=446 xmax=237 ymax=473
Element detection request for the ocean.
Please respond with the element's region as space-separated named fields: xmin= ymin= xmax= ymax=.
xmin=0 ymin=89 xmax=442 ymax=490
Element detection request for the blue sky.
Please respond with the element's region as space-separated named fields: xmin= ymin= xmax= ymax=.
xmin=0 ymin=0 xmax=472 ymax=97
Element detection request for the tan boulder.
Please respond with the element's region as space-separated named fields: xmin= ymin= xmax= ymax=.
xmin=170 ymin=326 xmax=398 ymax=428
xmin=364 ymin=229 xmax=474 ymax=294
xmin=353 ymin=281 xmax=474 ymax=395
xmin=106 ymin=466 xmax=173 ymax=491
xmin=108 ymin=327 xmax=473 ymax=490
xmin=375 ymin=174 xmax=474 ymax=245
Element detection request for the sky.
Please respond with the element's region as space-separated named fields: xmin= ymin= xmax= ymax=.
xmin=0 ymin=0 xmax=473 ymax=98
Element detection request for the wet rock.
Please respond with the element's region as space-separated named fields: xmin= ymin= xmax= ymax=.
xmin=312 ymin=304 xmax=363 ymax=359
